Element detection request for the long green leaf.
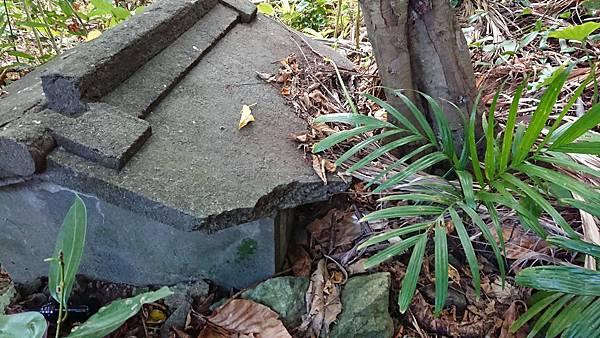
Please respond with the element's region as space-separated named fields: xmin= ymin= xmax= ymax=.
xmin=547 ymin=235 xmax=600 ymax=258
xmin=366 ymin=143 xmax=435 ymax=188
xmin=358 ymin=222 xmax=432 ymax=249
xmin=516 ymin=266 xmax=600 ymax=295
xmin=500 ymin=173 xmax=577 ymax=237
xmin=66 ymin=287 xmax=173 ymax=338
xmin=434 ymin=221 xmax=448 ymax=317
xmin=49 ymin=195 xmax=87 ymax=306
xmin=562 ymin=297 xmax=600 ymax=337
xmin=510 ymin=292 xmax=563 ymax=333
xmin=335 ymin=129 xmax=406 ymax=165
xmin=330 ymin=60 xmax=359 ymax=115
xmin=394 ymin=91 xmax=438 ymax=145
xmin=535 ymin=154 xmax=600 ymax=178
xmin=363 ymin=93 xmax=421 ymax=136
xmin=459 ymin=203 xmax=506 ymax=283
xmin=513 ymin=68 xmax=569 ymax=164
xmin=361 ymin=205 xmax=445 ymax=222
xmin=515 ymin=162 xmax=600 ymax=204
xmin=456 ymin=170 xmax=476 ymax=209
xmin=420 ymin=92 xmax=456 ymax=160
xmin=313 ymin=125 xmax=379 ymax=153
xmin=449 ymin=208 xmax=480 ymax=297
xmin=546 ymin=295 xmax=596 ymax=337
xmin=486 ymin=202 xmax=506 ymax=254
xmin=551 ymin=103 xmax=600 ymax=147
xmin=364 ymin=234 xmax=423 ymax=268
xmin=0 ymin=312 xmax=47 ymax=338
xmin=528 ymin=294 xmax=574 ymax=338
xmin=468 ymin=105 xmax=485 ymax=186
xmin=551 ymin=141 xmax=600 ymax=155
xmin=398 ymin=234 xmax=427 ymax=313
xmin=541 ymin=75 xmax=592 ymax=148
xmin=379 ymin=193 xmax=452 ymax=205
xmin=347 ymin=135 xmax=424 ymax=173
xmin=313 ymin=113 xmax=396 ymax=128
xmin=484 ymin=85 xmax=502 ymax=180
xmin=560 ymin=198 xmax=600 ymax=218
xmin=374 ymin=152 xmax=448 ymax=192
xmin=500 ymin=78 xmax=526 ymax=172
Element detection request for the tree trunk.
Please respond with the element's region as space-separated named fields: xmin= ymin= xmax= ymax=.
xmin=359 ymin=0 xmax=478 ymax=152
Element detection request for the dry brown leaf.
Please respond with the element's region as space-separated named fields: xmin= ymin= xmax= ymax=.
xmin=299 ymin=259 xmax=342 ymax=337
xmin=306 ymin=209 xmax=361 ymax=251
xmin=199 ymin=299 xmax=291 ymax=338
xmin=499 ymin=302 xmax=528 ymax=338
xmin=287 ymin=245 xmax=312 ymax=277
xmin=280 ymin=86 xmax=291 ymax=96
xmin=312 ymin=155 xmax=328 ymax=184
xmin=491 ymin=224 xmax=548 ymax=260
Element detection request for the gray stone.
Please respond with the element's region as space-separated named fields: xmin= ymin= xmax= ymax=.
xmin=0 ymin=181 xmax=275 ymax=289
xmin=160 ymin=280 xmax=209 ymax=337
xmin=241 ymin=276 xmax=309 ymax=328
xmin=41 ymin=0 xmax=219 ymax=115
xmin=102 ymin=4 xmax=239 ymax=118
xmin=0 ymin=0 xmax=351 ymax=289
xmin=49 ymin=104 xmax=152 ymax=169
xmin=221 ymin=0 xmax=256 ymax=23
xmin=330 ymin=273 xmax=394 ymax=338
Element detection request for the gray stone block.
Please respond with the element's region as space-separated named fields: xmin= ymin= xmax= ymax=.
xmin=0 ymin=181 xmax=275 ymax=289
xmin=102 ymin=4 xmax=239 ymax=117
xmin=49 ymin=104 xmax=152 ymax=169
xmin=220 ymin=0 xmax=256 ymax=23
xmin=41 ymin=0 xmax=219 ymax=115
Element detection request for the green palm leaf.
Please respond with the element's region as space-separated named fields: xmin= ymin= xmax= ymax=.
xmin=546 ymin=295 xmax=596 ymax=337
xmin=347 ymin=135 xmax=424 ymax=173
xmin=364 ymin=234 xmax=423 ymax=269
xmin=358 ymin=222 xmax=432 ymax=249
xmin=516 ymin=266 xmax=600 ymax=295
xmin=313 ymin=125 xmax=380 ymax=153
xmin=449 ymin=208 xmax=481 ymax=297
xmin=335 ymin=129 xmax=406 ymax=165
xmin=363 ymin=93 xmax=422 ymax=136
xmin=499 ymin=78 xmax=527 ymax=172
xmin=434 ymin=221 xmax=449 ymax=316
xmin=510 ymin=292 xmax=563 ymax=333
xmin=374 ymin=152 xmax=449 ymax=192
xmin=361 ymin=205 xmax=445 ymax=222
xmin=398 ymin=234 xmax=427 ymax=313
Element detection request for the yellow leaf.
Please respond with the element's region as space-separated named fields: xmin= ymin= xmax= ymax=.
xmin=85 ymin=30 xmax=102 ymax=42
xmin=238 ymin=104 xmax=255 ymax=129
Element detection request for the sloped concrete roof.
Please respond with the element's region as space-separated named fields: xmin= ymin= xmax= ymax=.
xmin=0 ymin=0 xmax=350 ymax=231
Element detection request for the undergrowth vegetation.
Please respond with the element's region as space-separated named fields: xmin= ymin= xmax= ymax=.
xmin=313 ymin=64 xmax=600 ymax=336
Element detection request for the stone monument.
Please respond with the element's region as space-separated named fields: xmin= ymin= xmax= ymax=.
xmin=0 ymin=0 xmax=349 ymax=288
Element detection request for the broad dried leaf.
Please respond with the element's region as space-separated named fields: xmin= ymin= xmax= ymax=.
xmin=85 ymin=29 xmax=102 ymax=41
xmin=238 ymin=105 xmax=255 ymax=130
xmin=300 ymin=259 xmax=342 ymax=336
xmin=306 ymin=209 xmax=361 ymax=251
xmin=200 ymin=299 xmax=291 ymax=338
xmin=499 ymin=302 xmax=528 ymax=338
xmin=287 ymin=245 xmax=311 ymax=277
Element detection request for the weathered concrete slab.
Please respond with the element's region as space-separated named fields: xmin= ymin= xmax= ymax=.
xmin=0 ymin=181 xmax=274 ymax=289
xmin=0 ymin=0 xmax=352 ymax=288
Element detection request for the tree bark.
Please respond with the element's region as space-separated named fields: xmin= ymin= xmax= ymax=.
xmin=360 ymin=0 xmax=478 ymax=152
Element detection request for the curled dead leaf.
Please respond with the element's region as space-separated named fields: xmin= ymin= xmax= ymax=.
xmin=199 ymin=299 xmax=291 ymax=338
xmin=299 ymin=259 xmax=342 ymax=337
xmin=312 ymin=155 xmax=328 ymax=185
xmin=238 ymin=104 xmax=256 ymax=130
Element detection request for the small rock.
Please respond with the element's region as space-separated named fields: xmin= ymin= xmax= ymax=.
xmin=241 ymin=276 xmax=309 ymax=328
xmin=160 ymin=280 xmax=209 ymax=338
xmin=330 ymin=272 xmax=394 ymax=338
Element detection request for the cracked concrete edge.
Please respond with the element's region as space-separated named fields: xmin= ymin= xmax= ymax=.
xmin=220 ymin=0 xmax=256 ymax=23
xmin=0 ymin=122 xmax=56 ymax=177
xmin=43 ymin=154 xmax=349 ymax=232
xmin=40 ymin=0 xmax=219 ymax=115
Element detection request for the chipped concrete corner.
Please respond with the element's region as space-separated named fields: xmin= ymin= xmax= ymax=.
xmin=0 ymin=0 xmax=350 ymax=288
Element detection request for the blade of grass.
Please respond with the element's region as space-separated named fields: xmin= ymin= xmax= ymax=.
xmin=500 ymin=78 xmax=527 ymax=172
xmin=364 ymin=234 xmax=423 ymax=269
